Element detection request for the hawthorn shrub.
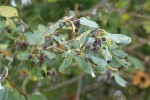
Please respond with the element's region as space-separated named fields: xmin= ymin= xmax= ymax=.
xmin=0 ymin=6 xmax=144 ymax=100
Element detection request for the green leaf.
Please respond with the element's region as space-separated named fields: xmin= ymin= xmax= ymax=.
xmin=26 ymin=32 xmax=45 ymax=45
xmin=102 ymin=46 xmax=112 ymax=61
xmin=0 ymin=87 xmax=9 ymax=100
xmin=59 ymin=51 xmax=72 ymax=73
xmin=0 ymin=6 xmax=19 ymax=17
xmin=31 ymin=67 xmax=43 ymax=81
xmin=47 ymin=22 xmax=60 ymax=35
xmin=52 ymin=35 xmax=62 ymax=44
xmin=0 ymin=44 xmax=8 ymax=50
xmin=109 ymin=58 xmax=121 ymax=68
xmin=90 ymin=56 xmax=107 ymax=67
xmin=86 ymin=51 xmax=107 ymax=67
xmin=127 ymin=56 xmax=144 ymax=70
xmin=43 ymin=51 xmax=55 ymax=59
xmin=17 ymin=51 xmax=29 ymax=61
xmin=41 ymin=63 xmax=47 ymax=73
xmin=70 ymin=51 xmax=95 ymax=77
xmin=38 ymin=24 xmax=46 ymax=32
xmin=0 ymin=88 xmax=24 ymax=100
xmin=112 ymin=50 xmax=128 ymax=58
xmin=0 ymin=54 xmax=13 ymax=62
xmin=76 ymin=30 xmax=90 ymax=48
xmin=108 ymin=33 xmax=131 ymax=44
xmin=79 ymin=17 xmax=99 ymax=28
xmin=114 ymin=74 xmax=127 ymax=87
xmin=114 ymin=56 xmax=130 ymax=68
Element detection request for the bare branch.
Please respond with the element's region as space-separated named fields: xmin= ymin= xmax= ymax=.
xmin=6 ymin=77 xmax=28 ymax=100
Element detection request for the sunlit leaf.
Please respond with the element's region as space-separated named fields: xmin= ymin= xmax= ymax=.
xmin=108 ymin=33 xmax=131 ymax=44
xmin=114 ymin=74 xmax=127 ymax=87
xmin=0 ymin=44 xmax=8 ymax=50
xmin=0 ymin=6 xmax=18 ymax=17
xmin=80 ymin=17 xmax=99 ymax=28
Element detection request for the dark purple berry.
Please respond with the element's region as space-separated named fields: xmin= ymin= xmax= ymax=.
xmin=76 ymin=19 xmax=80 ymax=24
xmin=37 ymin=62 xmax=42 ymax=66
xmin=75 ymin=28 xmax=78 ymax=32
xmin=93 ymin=41 xmax=97 ymax=46
xmin=47 ymin=71 xmax=51 ymax=76
xmin=93 ymin=48 xmax=98 ymax=53
xmin=88 ymin=45 xmax=94 ymax=50
xmin=55 ymin=32 xmax=61 ymax=37
xmin=23 ymin=42 xmax=28 ymax=47
xmin=95 ymin=44 xmax=100 ymax=49
xmin=59 ymin=23 xmax=64 ymax=28
xmin=91 ymin=32 xmax=97 ymax=37
xmin=65 ymin=21 xmax=71 ymax=27
xmin=102 ymin=37 xmax=106 ymax=42
xmin=52 ymin=72 xmax=56 ymax=77
xmin=95 ymin=38 xmax=101 ymax=43
xmin=73 ymin=20 xmax=80 ymax=28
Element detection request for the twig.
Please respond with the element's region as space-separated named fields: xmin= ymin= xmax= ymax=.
xmin=76 ymin=73 xmax=84 ymax=100
xmin=6 ymin=77 xmax=28 ymax=100
xmin=43 ymin=76 xmax=82 ymax=92
xmin=22 ymin=74 xmax=31 ymax=94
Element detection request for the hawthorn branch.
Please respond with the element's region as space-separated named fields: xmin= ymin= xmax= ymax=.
xmin=6 ymin=77 xmax=28 ymax=100
xmin=22 ymin=74 xmax=31 ymax=94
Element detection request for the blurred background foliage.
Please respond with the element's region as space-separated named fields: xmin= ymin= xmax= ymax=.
xmin=0 ymin=0 xmax=150 ymax=100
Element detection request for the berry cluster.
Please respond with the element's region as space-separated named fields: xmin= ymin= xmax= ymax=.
xmin=59 ymin=19 xmax=80 ymax=32
xmin=15 ymin=41 xmax=28 ymax=49
xmin=59 ymin=21 xmax=71 ymax=28
xmin=37 ymin=52 xmax=45 ymax=66
xmin=42 ymin=70 xmax=57 ymax=81
xmin=87 ymin=38 xmax=101 ymax=53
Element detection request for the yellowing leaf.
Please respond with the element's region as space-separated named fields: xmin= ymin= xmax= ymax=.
xmin=0 ymin=50 xmax=12 ymax=56
xmin=0 ymin=44 xmax=8 ymax=50
xmin=0 ymin=6 xmax=19 ymax=17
